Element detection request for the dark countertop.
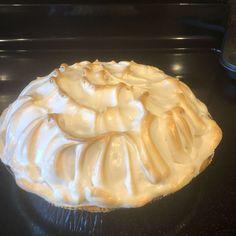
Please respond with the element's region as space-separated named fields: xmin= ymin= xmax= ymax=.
xmin=0 ymin=47 xmax=236 ymax=236
xmin=0 ymin=2 xmax=235 ymax=236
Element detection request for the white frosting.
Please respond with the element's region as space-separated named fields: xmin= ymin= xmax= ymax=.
xmin=0 ymin=60 xmax=222 ymax=209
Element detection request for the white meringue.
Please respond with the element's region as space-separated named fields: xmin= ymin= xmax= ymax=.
xmin=0 ymin=60 xmax=222 ymax=210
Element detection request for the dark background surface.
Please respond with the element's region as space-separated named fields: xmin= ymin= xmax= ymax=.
xmin=0 ymin=2 xmax=236 ymax=236
xmin=0 ymin=0 xmax=229 ymax=4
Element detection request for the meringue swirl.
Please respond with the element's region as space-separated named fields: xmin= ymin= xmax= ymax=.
xmin=0 ymin=60 xmax=222 ymax=209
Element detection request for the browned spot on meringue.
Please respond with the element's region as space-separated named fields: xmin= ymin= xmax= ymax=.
xmin=199 ymin=155 xmax=214 ymax=173
xmin=165 ymin=113 xmax=188 ymax=163
xmin=141 ymin=114 xmax=170 ymax=183
xmin=172 ymin=107 xmax=193 ymax=148
xmin=88 ymin=187 xmax=118 ymax=206
xmin=179 ymin=94 xmax=206 ymax=135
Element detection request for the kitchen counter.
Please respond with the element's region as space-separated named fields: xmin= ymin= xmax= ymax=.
xmin=0 ymin=2 xmax=235 ymax=235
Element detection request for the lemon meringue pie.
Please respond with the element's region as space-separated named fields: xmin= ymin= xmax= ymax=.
xmin=0 ymin=60 xmax=222 ymax=211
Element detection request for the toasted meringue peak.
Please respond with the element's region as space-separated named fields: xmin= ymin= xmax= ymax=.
xmin=0 ymin=60 xmax=222 ymax=209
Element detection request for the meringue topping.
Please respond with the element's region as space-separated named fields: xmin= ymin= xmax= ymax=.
xmin=0 ymin=60 xmax=222 ymax=209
